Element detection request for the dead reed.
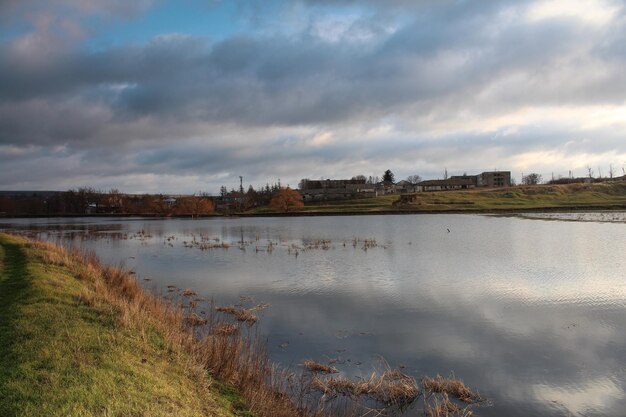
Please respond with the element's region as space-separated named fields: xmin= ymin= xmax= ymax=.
xmin=30 ymin=237 xmax=483 ymax=417
xmin=213 ymin=323 xmax=239 ymax=336
xmin=310 ymin=369 xmax=419 ymax=406
xmin=184 ymin=312 xmax=208 ymax=326
xmin=215 ymin=305 xmax=258 ymax=324
xmin=424 ymin=393 xmax=472 ymax=417
xmin=303 ymin=360 xmax=338 ymax=374
xmin=182 ymin=288 xmax=197 ymax=297
xmin=29 ymin=239 xmax=311 ymax=417
xmin=422 ymin=374 xmax=480 ymax=404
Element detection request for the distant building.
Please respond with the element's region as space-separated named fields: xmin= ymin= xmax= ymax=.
xmin=447 ymin=171 xmax=511 ymax=187
xmin=478 ymin=171 xmax=511 ymax=187
xmin=395 ymin=180 xmax=419 ymax=193
xmin=214 ymin=192 xmax=243 ymax=211
xmin=299 ymin=179 xmax=377 ymax=201
xmin=415 ymin=171 xmax=511 ymax=192
xmin=415 ymin=178 xmax=476 ymax=192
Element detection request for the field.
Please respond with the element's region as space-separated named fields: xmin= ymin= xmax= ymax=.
xmin=266 ymin=182 xmax=626 ymax=214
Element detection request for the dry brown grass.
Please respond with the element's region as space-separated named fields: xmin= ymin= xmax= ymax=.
xmin=215 ymin=305 xmax=258 ymax=324
xmin=303 ymin=360 xmax=338 ymax=374
xmin=311 ymin=369 xmax=419 ymax=406
xmin=182 ymin=288 xmax=197 ymax=297
xmin=184 ymin=313 xmax=208 ymax=326
xmin=27 ymin=238 xmax=484 ymax=417
xmin=213 ymin=323 xmax=239 ymax=336
xmin=422 ymin=374 xmax=480 ymax=404
xmin=425 ymin=393 xmax=473 ymax=417
xmin=28 ymin=239 xmax=313 ymax=417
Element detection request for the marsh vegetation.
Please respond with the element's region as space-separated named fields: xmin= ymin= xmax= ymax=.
xmin=2 ymin=214 xmax=625 ymax=416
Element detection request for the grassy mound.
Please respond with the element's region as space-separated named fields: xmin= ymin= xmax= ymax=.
xmin=278 ymin=182 xmax=626 ymax=214
xmin=0 ymin=233 xmax=239 ymax=417
xmin=401 ymin=182 xmax=626 ymax=211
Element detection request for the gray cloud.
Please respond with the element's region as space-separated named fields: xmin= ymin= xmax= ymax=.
xmin=1 ymin=0 xmax=626 ymax=192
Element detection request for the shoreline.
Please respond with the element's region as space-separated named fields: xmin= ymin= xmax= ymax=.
xmin=0 ymin=233 xmax=307 ymax=417
xmin=2 ymin=203 xmax=626 ymax=219
xmin=0 ymin=233 xmax=484 ymax=417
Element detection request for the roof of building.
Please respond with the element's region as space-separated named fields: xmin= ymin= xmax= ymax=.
xmin=418 ymin=179 xmax=475 ymax=186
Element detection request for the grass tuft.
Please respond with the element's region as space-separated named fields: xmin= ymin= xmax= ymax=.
xmin=303 ymin=360 xmax=338 ymax=374
xmin=422 ymin=374 xmax=481 ymax=404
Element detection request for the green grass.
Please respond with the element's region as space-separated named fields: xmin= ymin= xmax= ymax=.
xmin=0 ymin=233 xmax=240 ymax=417
xmin=251 ymin=182 xmax=626 ymax=214
xmin=398 ymin=182 xmax=626 ymax=211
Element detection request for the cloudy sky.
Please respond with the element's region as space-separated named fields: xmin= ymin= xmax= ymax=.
xmin=1 ymin=0 xmax=626 ymax=193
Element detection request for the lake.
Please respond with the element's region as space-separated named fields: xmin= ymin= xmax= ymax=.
xmin=2 ymin=213 xmax=625 ymax=416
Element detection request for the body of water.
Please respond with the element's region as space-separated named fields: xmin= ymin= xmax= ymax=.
xmin=2 ymin=214 xmax=625 ymax=416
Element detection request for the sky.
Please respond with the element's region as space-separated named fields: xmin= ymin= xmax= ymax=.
xmin=1 ymin=0 xmax=626 ymax=194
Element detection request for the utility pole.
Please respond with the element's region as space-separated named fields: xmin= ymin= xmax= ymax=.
xmin=239 ymin=176 xmax=244 ymax=212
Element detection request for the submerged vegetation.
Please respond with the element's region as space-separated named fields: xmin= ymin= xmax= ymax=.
xmin=0 ymin=232 xmax=484 ymax=417
xmin=306 ymin=367 xmax=481 ymax=417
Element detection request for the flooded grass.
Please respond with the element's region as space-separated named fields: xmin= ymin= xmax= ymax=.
xmin=308 ymin=368 xmax=480 ymax=417
xmin=310 ymin=368 xmax=419 ymax=405
xmin=0 ymin=226 xmax=493 ymax=417
xmin=422 ymin=374 xmax=481 ymax=404
xmin=215 ymin=305 xmax=258 ymax=324
xmin=303 ymin=360 xmax=339 ymax=374
xmin=183 ymin=312 xmax=208 ymax=326
xmin=182 ymin=288 xmax=197 ymax=297
xmin=213 ymin=323 xmax=240 ymax=336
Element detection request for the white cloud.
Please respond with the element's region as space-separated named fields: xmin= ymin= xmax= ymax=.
xmin=526 ymin=0 xmax=619 ymax=25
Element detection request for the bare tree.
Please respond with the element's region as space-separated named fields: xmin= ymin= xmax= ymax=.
xmin=522 ymin=173 xmax=542 ymax=185
xmin=351 ymin=175 xmax=367 ymax=181
xmin=609 ymin=164 xmax=615 ymax=179
xmin=586 ymin=165 xmax=594 ymax=179
xmin=406 ymin=175 xmax=421 ymax=185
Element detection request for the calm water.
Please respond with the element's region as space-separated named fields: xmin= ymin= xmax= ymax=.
xmin=2 ymin=214 xmax=626 ymax=416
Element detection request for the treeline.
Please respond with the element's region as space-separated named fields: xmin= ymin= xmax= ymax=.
xmin=216 ymin=181 xmax=286 ymax=212
xmin=0 ymin=188 xmax=214 ymax=216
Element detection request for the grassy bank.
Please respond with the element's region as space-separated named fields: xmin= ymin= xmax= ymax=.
xmin=253 ymin=182 xmax=626 ymax=215
xmin=0 ymin=233 xmax=299 ymax=417
xmin=0 ymin=234 xmax=486 ymax=417
xmin=396 ymin=182 xmax=626 ymax=211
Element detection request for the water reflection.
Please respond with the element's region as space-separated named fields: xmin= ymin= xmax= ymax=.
xmin=2 ymin=214 xmax=626 ymax=416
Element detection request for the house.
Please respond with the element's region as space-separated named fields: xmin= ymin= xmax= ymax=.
xmin=448 ymin=171 xmax=512 ymax=187
xmin=415 ymin=178 xmax=476 ymax=192
xmin=374 ymin=181 xmax=398 ymax=195
xmin=395 ymin=180 xmax=419 ymax=193
xmin=299 ymin=179 xmax=377 ymax=201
